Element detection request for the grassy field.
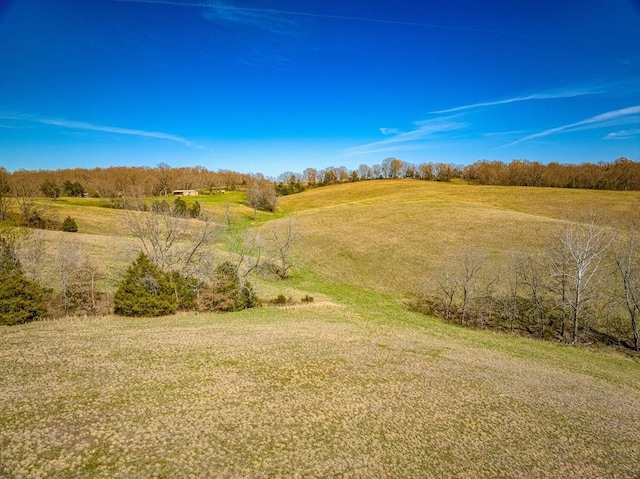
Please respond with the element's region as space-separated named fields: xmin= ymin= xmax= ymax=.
xmin=2 ymin=297 xmax=639 ymax=478
xmin=1 ymin=180 xmax=640 ymax=478
xmin=276 ymin=180 xmax=640 ymax=295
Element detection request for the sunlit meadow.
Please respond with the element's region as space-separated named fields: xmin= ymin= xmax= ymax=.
xmin=1 ymin=298 xmax=639 ymax=478
xmin=1 ymin=180 xmax=640 ymax=477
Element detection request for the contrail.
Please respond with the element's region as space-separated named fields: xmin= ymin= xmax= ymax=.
xmin=431 ymin=89 xmax=602 ymax=114
xmin=106 ymin=0 xmax=540 ymax=37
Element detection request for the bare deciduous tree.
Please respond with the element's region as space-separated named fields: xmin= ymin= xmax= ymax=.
xmin=264 ymin=218 xmax=299 ymax=279
xmin=615 ymin=223 xmax=640 ymax=350
xmin=14 ymin=183 xmax=42 ymax=227
xmin=550 ymin=215 xmax=614 ymax=343
xmin=56 ymin=239 xmax=80 ymax=315
xmin=16 ymin=229 xmax=46 ymax=283
xmin=224 ymin=202 xmax=233 ymax=231
xmin=124 ymin=200 xmax=221 ymax=276
xmin=48 ymin=239 xmax=105 ymax=316
xmin=247 ymin=176 xmax=277 ymax=217
xmin=515 ymin=254 xmax=548 ymax=337
xmin=225 ymin=231 xmax=263 ymax=305
xmin=424 ymin=250 xmax=487 ymax=324
xmin=459 ymin=251 xmax=483 ymax=323
xmin=0 ymin=167 xmax=12 ymax=221
xmin=433 ymin=267 xmax=460 ymax=322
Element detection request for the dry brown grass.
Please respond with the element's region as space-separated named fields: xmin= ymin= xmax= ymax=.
xmin=1 ymin=307 xmax=638 ymax=478
xmin=2 ymin=182 xmax=639 ymax=477
xmin=276 ymin=180 xmax=640 ymax=295
xmin=40 ymin=181 xmax=640 ymax=297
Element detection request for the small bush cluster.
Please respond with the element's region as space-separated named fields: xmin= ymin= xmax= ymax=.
xmin=0 ymin=238 xmax=46 ymax=325
xmin=197 ymin=262 xmax=258 ymax=312
xmin=61 ymin=216 xmax=78 ymax=232
xmin=113 ymin=253 xmax=178 ymax=317
xmin=268 ymin=294 xmax=314 ymax=306
xmin=270 ymin=294 xmax=288 ymax=305
xmin=113 ymin=256 xmax=259 ymax=317
xmin=25 ymin=210 xmax=47 ymax=229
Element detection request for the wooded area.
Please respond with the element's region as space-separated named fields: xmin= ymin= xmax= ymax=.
xmin=412 ymin=214 xmax=640 ymax=350
xmin=279 ymin=157 xmax=639 ymax=191
xmin=1 ymin=158 xmax=638 ymax=206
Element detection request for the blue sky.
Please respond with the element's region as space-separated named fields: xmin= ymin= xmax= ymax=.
xmin=1 ymin=0 xmax=639 ymax=177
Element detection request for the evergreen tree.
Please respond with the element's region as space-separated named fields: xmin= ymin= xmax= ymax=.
xmin=198 ymin=261 xmax=259 ymax=311
xmin=113 ymin=253 xmax=178 ymax=317
xmin=63 ymin=180 xmax=85 ymax=197
xmin=0 ymin=238 xmax=46 ymax=325
xmin=61 ymin=216 xmax=78 ymax=232
xmin=189 ymin=200 xmax=201 ymax=218
xmin=198 ymin=261 xmax=258 ymax=312
xmin=173 ymin=197 xmax=188 ymax=217
xmin=170 ymin=271 xmax=198 ymax=310
xmin=40 ymin=180 xmax=61 ymax=199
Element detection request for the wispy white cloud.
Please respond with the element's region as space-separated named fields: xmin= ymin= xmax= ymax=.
xmin=1 ymin=114 xmax=198 ymax=148
xmin=202 ymin=1 xmax=295 ymax=33
xmin=604 ymin=128 xmax=640 ymax=140
xmin=347 ymin=116 xmax=468 ymax=156
xmin=107 ymin=0 xmax=545 ymax=37
xmin=504 ymin=105 xmax=640 ymax=147
xmin=431 ymin=87 xmax=603 ymax=114
xmin=42 ymin=118 xmax=196 ymax=146
xmin=106 ymin=0 xmax=294 ymax=32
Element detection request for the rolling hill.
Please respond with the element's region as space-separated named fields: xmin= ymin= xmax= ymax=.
xmin=1 ymin=179 xmax=639 ymax=478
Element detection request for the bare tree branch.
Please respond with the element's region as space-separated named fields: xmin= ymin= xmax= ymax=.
xmin=550 ymin=214 xmax=614 ymax=342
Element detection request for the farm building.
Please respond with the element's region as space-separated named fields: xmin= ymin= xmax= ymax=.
xmin=172 ymin=190 xmax=198 ymax=196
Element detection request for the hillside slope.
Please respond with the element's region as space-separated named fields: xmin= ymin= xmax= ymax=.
xmin=1 ymin=181 xmax=639 ymax=477
xmin=275 ymin=179 xmax=640 ymax=296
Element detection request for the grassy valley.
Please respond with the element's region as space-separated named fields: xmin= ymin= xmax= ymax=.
xmin=1 ymin=179 xmax=640 ymax=478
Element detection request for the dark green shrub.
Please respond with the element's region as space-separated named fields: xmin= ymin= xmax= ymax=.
xmin=0 ymin=238 xmax=46 ymax=325
xmin=189 ymin=201 xmax=201 ymax=218
xmin=198 ymin=261 xmax=258 ymax=312
xmin=61 ymin=216 xmax=78 ymax=232
xmin=170 ymin=271 xmax=198 ymax=310
xmin=301 ymin=295 xmax=314 ymax=303
xmin=271 ymin=294 xmax=287 ymax=305
xmin=113 ymin=253 xmax=177 ymax=317
xmin=0 ymin=274 xmax=48 ymax=325
xmin=173 ymin=197 xmax=187 ymax=217
xmin=151 ymin=200 xmax=170 ymax=214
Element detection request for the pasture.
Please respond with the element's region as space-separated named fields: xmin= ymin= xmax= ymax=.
xmin=2 ymin=299 xmax=639 ymax=478
xmin=1 ymin=180 xmax=640 ymax=478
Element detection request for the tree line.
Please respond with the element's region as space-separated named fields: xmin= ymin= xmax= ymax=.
xmin=0 ymin=165 xmax=279 ymax=230
xmin=1 ymin=158 xmax=637 ymax=211
xmin=2 ymin=164 xmax=253 ymax=201
xmin=275 ymin=157 xmax=639 ymax=193
xmin=412 ymin=214 xmax=640 ymax=351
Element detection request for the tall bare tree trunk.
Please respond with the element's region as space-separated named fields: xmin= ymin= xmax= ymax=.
xmin=551 ymin=215 xmax=613 ymax=344
xmin=615 ymin=223 xmax=640 ymax=351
